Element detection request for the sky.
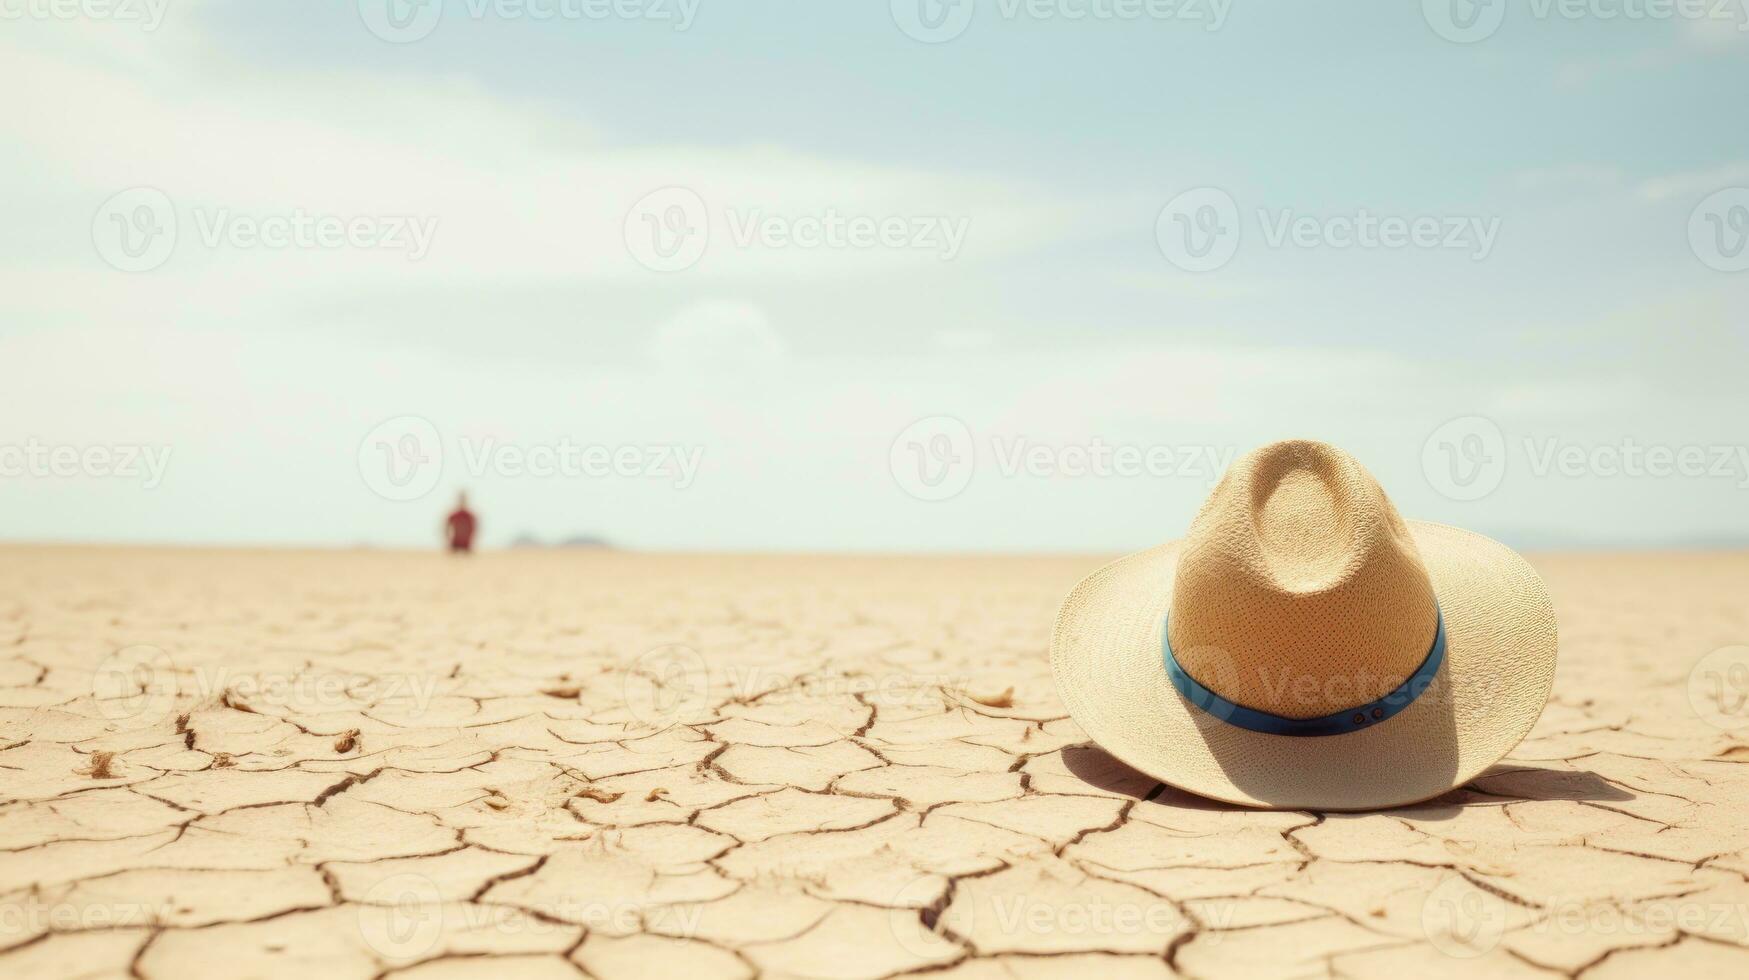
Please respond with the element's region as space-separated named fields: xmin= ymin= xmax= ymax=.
xmin=1 ymin=0 xmax=1746 ymax=551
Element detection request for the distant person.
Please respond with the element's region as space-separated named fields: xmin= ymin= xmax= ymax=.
xmin=444 ymin=491 xmax=477 ymax=554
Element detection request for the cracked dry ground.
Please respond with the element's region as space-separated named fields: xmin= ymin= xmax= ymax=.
xmin=3 ymin=548 xmax=1749 ymax=979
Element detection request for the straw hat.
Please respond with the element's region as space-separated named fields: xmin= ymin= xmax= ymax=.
xmin=1051 ymin=439 xmax=1556 ymax=811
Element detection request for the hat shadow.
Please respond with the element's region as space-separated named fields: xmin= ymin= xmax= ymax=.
xmin=1061 ymin=742 xmax=1632 ymax=815
xmin=1414 ymin=763 xmax=1634 ymax=808
xmin=1059 ymin=742 xmax=1179 ymax=801
xmin=1061 ymin=742 xmax=1236 ymax=812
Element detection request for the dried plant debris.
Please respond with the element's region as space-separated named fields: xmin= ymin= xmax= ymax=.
xmin=965 ymin=686 xmax=1015 ymax=708
xmin=79 ymin=750 xmax=117 ymax=779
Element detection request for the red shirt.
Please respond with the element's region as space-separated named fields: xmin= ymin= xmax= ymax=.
xmin=446 ymin=508 xmax=476 ymax=552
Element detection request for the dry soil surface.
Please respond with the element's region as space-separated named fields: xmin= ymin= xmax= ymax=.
xmin=2 ymin=547 xmax=1748 ymax=979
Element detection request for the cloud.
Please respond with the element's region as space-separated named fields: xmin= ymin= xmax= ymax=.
xmin=647 ymin=301 xmax=789 ymax=370
xmin=1636 ymin=162 xmax=1749 ymax=202
xmin=5 ymin=7 xmax=1746 ymax=550
xmin=0 ymin=18 xmax=1092 ymax=342
xmin=1681 ymin=13 xmax=1749 ymax=51
xmin=1553 ymin=12 xmax=1747 ymax=88
xmin=1509 ymin=165 xmax=1625 ymax=193
xmin=932 ymin=328 xmax=996 ymax=352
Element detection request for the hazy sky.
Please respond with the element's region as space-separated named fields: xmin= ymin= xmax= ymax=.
xmin=2 ymin=0 xmax=1746 ymax=551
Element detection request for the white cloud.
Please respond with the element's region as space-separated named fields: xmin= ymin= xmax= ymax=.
xmin=648 ymin=301 xmax=789 ymax=369
xmin=4 ymin=9 xmax=1745 ymax=550
xmin=1681 ymin=13 xmax=1749 ymax=51
xmin=0 ymin=19 xmax=1090 ymax=340
xmin=1637 ymin=162 xmax=1749 ymax=202
xmin=932 ymin=328 xmax=996 ymax=352
xmin=1509 ymin=164 xmax=1624 ymax=193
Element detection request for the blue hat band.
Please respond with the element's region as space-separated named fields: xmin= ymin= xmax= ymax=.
xmin=1162 ymin=607 xmax=1447 ymax=737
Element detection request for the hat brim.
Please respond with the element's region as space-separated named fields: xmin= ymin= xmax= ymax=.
xmin=1050 ymin=521 xmax=1557 ymax=811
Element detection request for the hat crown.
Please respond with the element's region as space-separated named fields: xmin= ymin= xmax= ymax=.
xmin=1167 ymin=440 xmax=1438 ymax=719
